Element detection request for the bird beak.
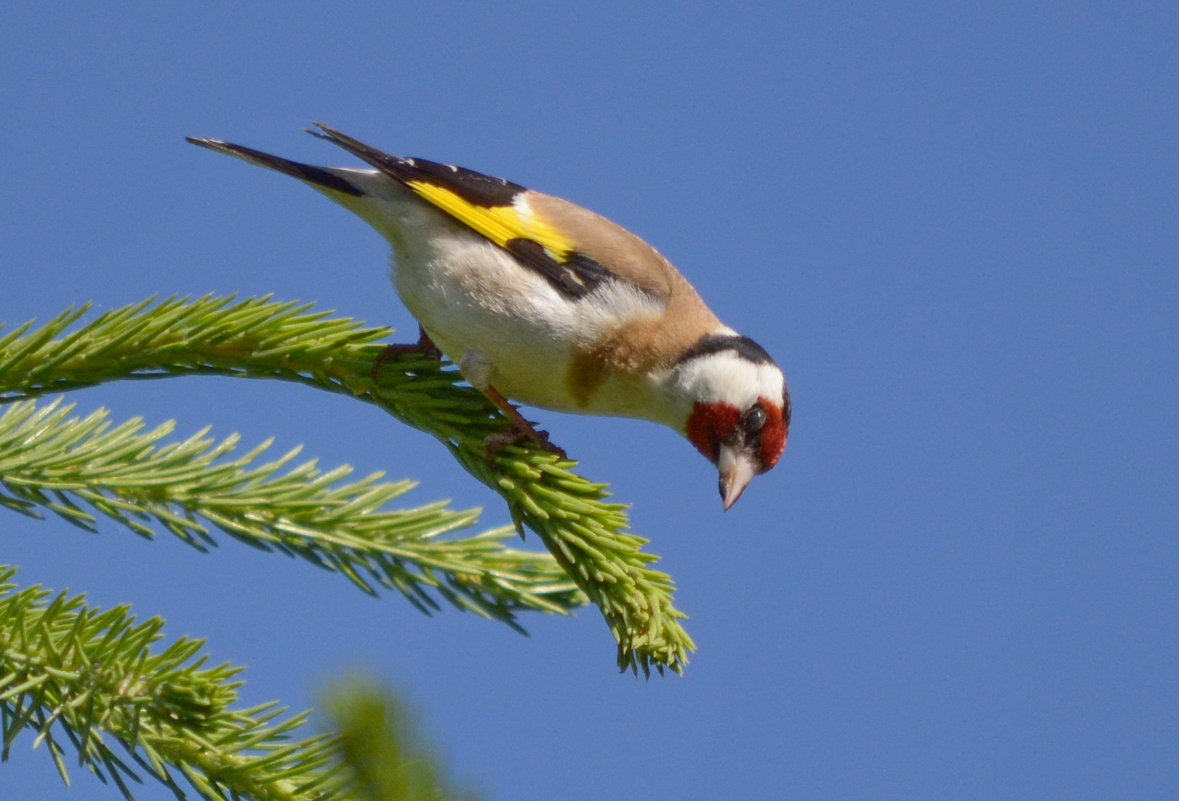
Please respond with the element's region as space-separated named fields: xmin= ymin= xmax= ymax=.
xmin=717 ymin=445 xmax=757 ymax=510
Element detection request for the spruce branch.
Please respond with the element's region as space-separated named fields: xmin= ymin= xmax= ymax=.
xmin=0 ymin=398 xmax=582 ymax=626
xmin=0 ymin=565 xmax=464 ymax=801
xmin=0 ymin=296 xmax=695 ymax=673
xmin=322 ymin=677 xmax=476 ymax=801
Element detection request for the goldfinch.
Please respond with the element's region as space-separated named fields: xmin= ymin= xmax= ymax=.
xmin=187 ymin=124 xmax=790 ymax=509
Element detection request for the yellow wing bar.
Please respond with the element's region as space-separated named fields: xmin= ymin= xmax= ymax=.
xmin=407 ymin=180 xmax=576 ymax=262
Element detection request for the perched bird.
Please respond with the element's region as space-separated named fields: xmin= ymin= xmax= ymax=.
xmin=187 ymin=124 xmax=789 ymax=508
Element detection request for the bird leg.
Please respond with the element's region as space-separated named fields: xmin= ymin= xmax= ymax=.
xmin=458 ymin=349 xmax=565 ymax=458
xmin=480 ymin=385 xmax=567 ymax=458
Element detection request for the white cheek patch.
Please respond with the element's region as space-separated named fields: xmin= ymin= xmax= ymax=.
xmin=675 ymin=351 xmax=785 ymax=409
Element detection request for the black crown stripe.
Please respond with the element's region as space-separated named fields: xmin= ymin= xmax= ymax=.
xmin=676 ymin=333 xmax=775 ymax=367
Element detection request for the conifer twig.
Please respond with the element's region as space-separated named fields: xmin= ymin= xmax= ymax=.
xmin=321 ymin=677 xmax=474 ymax=801
xmin=0 ymin=565 xmax=463 ymax=801
xmin=0 ymin=297 xmax=694 ymax=673
xmin=0 ymin=398 xmax=582 ymax=626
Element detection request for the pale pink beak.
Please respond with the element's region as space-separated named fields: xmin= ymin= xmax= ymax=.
xmin=718 ymin=444 xmax=757 ymax=510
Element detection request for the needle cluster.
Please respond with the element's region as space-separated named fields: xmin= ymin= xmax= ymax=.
xmin=0 ymin=566 xmax=466 ymax=800
xmin=0 ymin=296 xmax=694 ymax=671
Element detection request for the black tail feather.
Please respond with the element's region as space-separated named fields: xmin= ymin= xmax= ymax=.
xmin=186 ymin=136 xmax=364 ymax=196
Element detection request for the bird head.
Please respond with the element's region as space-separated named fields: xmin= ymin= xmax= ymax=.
xmin=672 ymin=333 xmax=790 ymax=509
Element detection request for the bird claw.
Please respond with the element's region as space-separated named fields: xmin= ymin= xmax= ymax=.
xmin=484 ymin=425 xmax=567 ymax=459
xmin=371 ymin=327 xmax=442 ymax=379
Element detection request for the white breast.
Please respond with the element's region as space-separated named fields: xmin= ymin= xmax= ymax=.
xmin=338 ymin=173 xmax=672 ymax=418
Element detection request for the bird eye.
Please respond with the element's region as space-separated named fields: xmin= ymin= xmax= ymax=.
xmin=742 ymin=406 xmax=766 ymax=434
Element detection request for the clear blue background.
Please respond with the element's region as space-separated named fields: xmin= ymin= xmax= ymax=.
xmin=3 ymin=3 xmax=1176 ymax=799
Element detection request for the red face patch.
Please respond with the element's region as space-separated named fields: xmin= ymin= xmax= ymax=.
xmin=685 ymin=401 xmax=739 ymax=463
xmin=686 ymin=398 xmax=788 ymax=472
xmin=756 ymin=397 xmax=788 ymax=472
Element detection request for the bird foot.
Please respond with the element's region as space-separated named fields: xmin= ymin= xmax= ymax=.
xmin=371 ymin=326 xmax=442 ymax=379
xmin=484 ymin=423 xmax=567 ymax=459
xmin=475 ymin=382 xmax=566 ymax=458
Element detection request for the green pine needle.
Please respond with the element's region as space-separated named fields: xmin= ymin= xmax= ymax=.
xmin=0 ymin=397 xmax=582 ymax=626
xmin=0 ymin=296 xmax=695 ymax=673
xmin=322 ymin=676 xmax=477 ymax=801
xmin=0 ymin=565 xmax=463 ymax=801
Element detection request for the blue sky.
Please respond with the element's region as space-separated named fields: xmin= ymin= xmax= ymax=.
xmin=3 ymin=2 xmax=1176 ymax=799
